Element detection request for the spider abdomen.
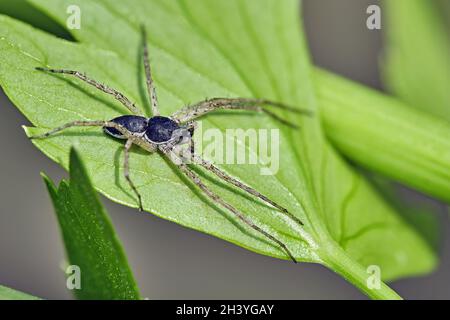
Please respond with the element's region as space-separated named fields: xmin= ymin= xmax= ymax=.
xmin=104 ymin=115 xmax=148 ymax=139
xmin=145 ymin=116 xmax=180 ymax=143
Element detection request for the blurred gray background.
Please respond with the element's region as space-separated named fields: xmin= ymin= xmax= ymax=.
xmin=0 ymin=0 xmax=448 ymax=299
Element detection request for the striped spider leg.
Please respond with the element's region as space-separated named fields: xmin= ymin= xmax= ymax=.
xmin=171 ymin=97 xmax=312 ymax=128
xmin=158 ymin=143 xmax=298 ymax=263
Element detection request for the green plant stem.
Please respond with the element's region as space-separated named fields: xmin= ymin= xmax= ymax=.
xmin=315 ymin=68 xmax=450 ymax=203
xmin=321 ymin=243 xmax=402 ymax=300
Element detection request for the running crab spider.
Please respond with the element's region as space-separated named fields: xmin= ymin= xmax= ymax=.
xmin=30 ymin=26 xmax=311 ymax=263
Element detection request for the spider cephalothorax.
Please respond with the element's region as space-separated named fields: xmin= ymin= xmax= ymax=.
xmin=30 ymin=26 xmax=311 ymax=263
xmin=145 ymin=116 xmax=184 ymax=144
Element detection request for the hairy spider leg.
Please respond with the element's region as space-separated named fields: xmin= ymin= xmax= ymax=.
xmin=141 ymin=25 xmax=160 ymax=116
xmin=35 ymin=67 xmax=142 ymax=115
xmin=171 ymin=97 xmax=312 ymax=127
xmin=189 ymin=133 xmax=195 ymax=156
xmin=193 ymin=155 xmax=303 ymax=226
xmin=29 ymin=120 xmax=155 ymax=210
xmin=29 ymin=120 xmax=120 ymax=139
xmin=180 ymin=121 xmax=303 ymax=226
xmin=182 ymin=121 xmax=197 ymax=156
xmin=174 ymin=136 xmax=304 ymax=228
xmin=159 ymin=145 xmax=297 ymax=263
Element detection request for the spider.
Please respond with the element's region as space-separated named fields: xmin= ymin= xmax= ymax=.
xmin=30 ymin=27 xmax=311 ymax=263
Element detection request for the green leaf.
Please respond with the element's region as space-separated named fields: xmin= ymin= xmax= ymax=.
xmin=382 ymin=0 xmax=450 ymax=120
xmin=42 ymin=148 xmax=140 ymax=300
xmin=0 ymin=0 xmax=438 ymax=299
xmin=0 ymin=285 xmax=41 ymax=300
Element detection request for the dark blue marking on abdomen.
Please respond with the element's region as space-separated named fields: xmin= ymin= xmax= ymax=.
xmin=104 ymin=115 xmax=148 ymax=139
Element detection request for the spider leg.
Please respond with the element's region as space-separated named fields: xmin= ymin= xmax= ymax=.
xmin=29 ymin=120 xmax=110 ymax=139
xmin=35 ymin=67 xmax=143 ymax=115
xmin=28 ymin=120 xmax=137 ymax=141
xmin=183 ymin=121 xmax=197 ymax=157
xmin=185 ymin=126 xmax=301 ymax=225
xmin=189 ymin=136 xmax=195 ymax=156
xmin=208 ymin=98 xmax=313 ymax=115
xmin=124 ymin=139 xmax=143 ymax=211
xmin=159 ymin=145 xmax=297 ymax=263
xmin=141 ymin=25 xmax=160 ymax=116
xmin=192 ymin=154 xmax=303 ymax=227
xmin=171 ymin=98 xmax=312 ymax=126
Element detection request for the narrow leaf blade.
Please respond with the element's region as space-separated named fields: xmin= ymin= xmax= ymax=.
xmin=42 ymin=149 xmax=140 ymax=300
